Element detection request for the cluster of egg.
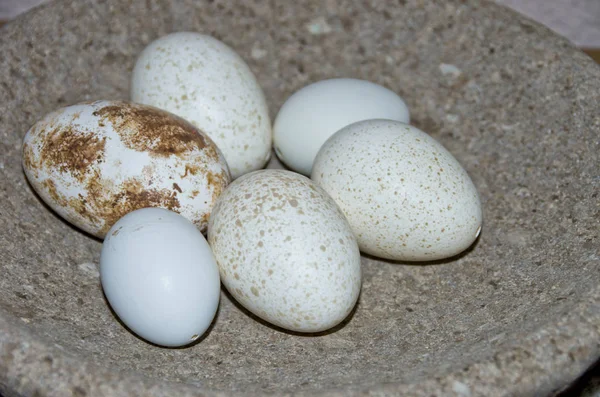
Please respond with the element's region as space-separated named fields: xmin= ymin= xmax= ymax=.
xmin=22 ymin=32 xmax=482 ymax=347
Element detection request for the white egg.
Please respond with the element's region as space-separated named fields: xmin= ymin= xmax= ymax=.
xmin=22 ymin=100 xmax=230 ymax=238
xmin=101 ymin=208 xmax=221 ymax=347
xmin=208 ymin=170 xmax=361 ymax=333
xmin=273 ymin=78 xmax=410 ymax=176
xmin=131 ymin=32 xmax=272 ymax=179
xmin=312 ymin=119 xmax=482 ymax=261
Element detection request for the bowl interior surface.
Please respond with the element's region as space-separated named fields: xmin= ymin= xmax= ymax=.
xmin=0 ymin=0 xmax=599 ymax=395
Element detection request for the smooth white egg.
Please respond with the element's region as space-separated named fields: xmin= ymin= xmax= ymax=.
xmin=100 ymin=208 xmax=221 ymax=347
xmin=273 ymin=78 xmax=410 ymax=176
xmin=208 ymin=170 xmax=361 ymax=333
xmin=131 ymin=32 xmax=272 ymax=179
xmin=312 ymin=119 xmax=482 ymax=261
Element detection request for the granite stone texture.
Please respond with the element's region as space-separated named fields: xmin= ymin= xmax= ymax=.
xmin=0 ymin=0 xmax=599 ymax=396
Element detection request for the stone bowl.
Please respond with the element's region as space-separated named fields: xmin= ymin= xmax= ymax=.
xmin=1 ymin=0 xmax=599 ymax=396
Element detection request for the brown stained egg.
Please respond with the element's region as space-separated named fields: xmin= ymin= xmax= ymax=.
xmin=22 ymin=100 xmax=230 ymax=238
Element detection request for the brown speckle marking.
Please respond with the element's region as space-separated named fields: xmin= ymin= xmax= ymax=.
xmin=93 ymin=102 xmax=208 ymax=158
xmin=182 ymin=164 xmax=200 ymax=178
xmin=173 ymin=183 xmax=182 ymax=193
xmin=39 ymin=126 xmax=106 ymax=182
xmin=197 ymin=213 xmax=210 ymax=234
xmin=206 ymin=170 xmax=229 ymax=204
xmin=68 ymin=194 xmax=94 ymax=223
xmin=80 ymin=175 xmax=182 ymax=236
xmin=141 ymin=165 xmax=155 ymax=179
xmin=251 ymin=286 xmax=260 ymax=297
xmin=22 ymin=142 xmax=38 ymax=175
xmin=41 ymin=179 xmax=67 ymax=206
xmin=289 ymin=198 xmax=298 ymax=207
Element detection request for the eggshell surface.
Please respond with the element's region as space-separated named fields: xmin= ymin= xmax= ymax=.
xmin=273 ymin=78 xmax=410 ymax=176
xmin=312 ymin=119 xmax=482 ymax=261
xmin=208 ymin=170 xmax=361 ymax=332
xmin=131 ymin=32 xmax=272 ymax=179
xmin=22 ymin=100 xmax=230 ymax=238
xmin=101 ymin=208 xmax=221 ymax=347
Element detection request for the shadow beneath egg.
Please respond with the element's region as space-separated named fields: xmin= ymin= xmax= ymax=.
xmin=101 ymin=284 xmax=220 ymax=349
xmin=221 ymin=285 xmax=360 ymax=337
xmin=361 ymin=232 xmax=482 ymax=266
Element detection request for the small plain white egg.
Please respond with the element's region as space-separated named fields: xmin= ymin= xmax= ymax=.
xmin=131 ymin=32 xmax=272 ymax=179
xmin=273 ymin=78 xmax=410 ymax=176
xmin=208 ymin=170 xmax=361 ymax=333
xmin=22 ymin=100 xmax=230 ymax=238
xmin=101 ymin=208 xmax=221 ymax=347
xmin=312 ymin=119 xmax=482 ymax=261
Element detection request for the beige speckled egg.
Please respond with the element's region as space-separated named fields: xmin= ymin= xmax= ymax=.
xmin=22 ymin=100 xmax=230 ymax=238
xmin=131 ymin=32 xmax=272 ymax=179
xmin=312 ymin=119 xmax=482 ymax=261
xmin=207 ymin=169 xmax=361 ymax=332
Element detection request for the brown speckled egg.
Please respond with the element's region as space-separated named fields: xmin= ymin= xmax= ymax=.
xmin=312 ymin=119 xmax=482 ymax=261
xmin=131 ymin=32 xmax=272 ymax=179
xmin=22 ymin=100 xmax=230 ymax=238
xmin=207 ymin=169 xmax=361 ymax=333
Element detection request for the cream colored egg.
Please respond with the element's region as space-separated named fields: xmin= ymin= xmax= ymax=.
xmin=131 ymin=32 xmax=272 ymax=179
xmin=22 ymin=100 xmax=230 ymax=238
xmin=208 ymin=170 xmax=361 ymax=332
xmin=312 ymin=119 xmax=482 ymax=261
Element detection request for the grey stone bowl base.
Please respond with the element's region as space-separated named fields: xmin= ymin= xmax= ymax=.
xmin=0 ymin=0 xmax=599 ymax=396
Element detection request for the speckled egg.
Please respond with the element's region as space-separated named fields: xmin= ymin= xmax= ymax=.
xmin=131 ymin=32 xmax=272 ymax=179
xmin=207 ymin=169 xmax=361 ymax=332
xmin=22 ymin=100 xmax=230 ymax=238
xmin=312 ymin=119 xmax=482 ymax=261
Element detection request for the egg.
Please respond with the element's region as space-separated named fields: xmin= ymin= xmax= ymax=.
xmin=131 ymin=32 xmax=272 ymax=179
xmin=207 ymin=170 xmax=361 ymax=332
xmin=273 ymin=78 xmax=410 ymax=176
xmin=312 ymin=119 xmax=482 ymax=261
xmin=22 ymin=100 xmax=230 ymax=238
xmin=101 ymin=208 xmax=220 ymax=347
